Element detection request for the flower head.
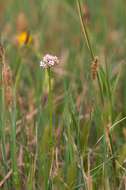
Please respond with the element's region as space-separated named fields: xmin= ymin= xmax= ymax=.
xmin=40 ymin=54 xmax=59 ymax=69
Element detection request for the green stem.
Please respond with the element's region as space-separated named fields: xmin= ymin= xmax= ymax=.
xmin=97 ymin=72 xmax=104 ymax=105
xmin=0 ymin=69 xmax=9 ymax=190
xmin=76 ymin=0 xmax=104 ymax=105
xmin=0 ymin=58 xmax=9 ymax=188
xmin=104 ymin=59 xmax=117 ymax=186
xmin=47 ymin=68 xmax=53 ymax=188
xmin=10 ymin=89 xmax=20 ymax=189
xmin=76 ymin=0 xmax=94 ymax=60
xmin=105 ymin=57 xmax=113 ymax=120
xmin=1 ymin=74 xmax=8 ymax=171
xmin=47 ymin=68 xmax=53 ymax=135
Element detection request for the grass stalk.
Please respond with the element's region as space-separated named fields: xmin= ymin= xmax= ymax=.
xmin=76 ymin=0 xmax=117 ymax=187
xmin=76 ymin=0 xmax=104 ymax=105
xmin=0 ymin=47 xmax=9 ymax=189
xmin=10 ymin=89 xmax=20 ymax=189
xmin=105 ymin=57 xmax=113 ymax=120
xmin=104 ymin=58 xmax=118 ymax=187
xmin=76 ymin=0 xmax=94 ymax=60
xmin=0 ymin=67 xmax=8 ymax=173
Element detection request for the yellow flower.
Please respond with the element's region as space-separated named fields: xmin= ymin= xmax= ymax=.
xmin=16 ymin=31 xmax=32 ymax=46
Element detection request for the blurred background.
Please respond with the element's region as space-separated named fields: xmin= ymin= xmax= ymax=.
xmin=0 ymin=0 xmax=126 ymax=119
xmin=0 ymin=0 xmax=126 ymax=189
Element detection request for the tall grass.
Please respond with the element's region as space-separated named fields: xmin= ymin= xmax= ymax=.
xmin=0 ymin=0 xmax=126 ymax=189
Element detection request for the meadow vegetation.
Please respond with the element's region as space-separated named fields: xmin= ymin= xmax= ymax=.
xmin=0 ymin=0 xmax=126 ymax=189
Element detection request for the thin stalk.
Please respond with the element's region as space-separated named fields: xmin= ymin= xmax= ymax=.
xmin=76 ymin=0 xmax=104 ymax=105
xmin=97 ymin=72 xmax=104 ymax=105
xmin=94 ymin=115 xmax=126 ymax=147
xmin=47 ymin=68 xmax=54 ymax=189
xmin=80 ymin=156 xmax=88 ymax=190
xmin=10 ymin=89 xmax=20 ymax=189
xmin=105 ymin=57 xmax=113 ymax=120
xmin=0 ymin=67 xmax=8 ymax=172
xmin=0 ymin=83 xmax=9 ymax=190
xmin=76 ymin=0 xmax=117 ymax=187
xmin=0 ymin=51 xmax=9 ymax=189
xmin=104 ymin=58 xmax=117 ymax=186
xmin=76 ymin=0 xmax=94 ymax=60
xmin=47 ymin=68 xmax=53 ymax=133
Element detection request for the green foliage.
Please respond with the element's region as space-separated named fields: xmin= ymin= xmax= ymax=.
xmin=0 ymin=0 xmax=126 ymax=189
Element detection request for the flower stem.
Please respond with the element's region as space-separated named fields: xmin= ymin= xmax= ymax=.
xmin=47 ymin=68 xmax=53 ymax=136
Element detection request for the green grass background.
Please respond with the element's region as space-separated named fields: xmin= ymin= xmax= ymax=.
xmin=0 ymin=0 xmax=126 ymax=189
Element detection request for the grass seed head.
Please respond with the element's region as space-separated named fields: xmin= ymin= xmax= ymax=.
xmin=5 ymin=86 xmax=13 ymax=107
xmin=0 ymin=44 xmax=5 ymax=63
xmin=2 ymin=64 xmax=12 ymax=86
xmin=91 ymin=56 xmax=99 ymax=80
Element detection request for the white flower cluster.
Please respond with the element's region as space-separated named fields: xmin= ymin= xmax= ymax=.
xmin=40 ymin=54 xmax=59 ymax=69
